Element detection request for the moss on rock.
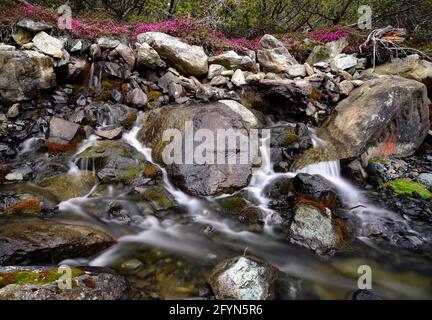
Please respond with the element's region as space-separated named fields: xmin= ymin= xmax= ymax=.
xmin=381 ymin=178 xmax=432 ymax=200
xmin=37 ymin=171 xmax=97 ymax=202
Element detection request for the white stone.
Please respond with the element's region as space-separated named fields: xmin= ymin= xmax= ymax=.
xmin=231 ymin=69 xmax=246 ymax=87
xmin=32 ymin=31 xmax=64 ymax=58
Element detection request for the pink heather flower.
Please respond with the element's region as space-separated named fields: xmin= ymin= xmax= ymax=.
xmin=23 ymin=5 xmax=35 ymax=15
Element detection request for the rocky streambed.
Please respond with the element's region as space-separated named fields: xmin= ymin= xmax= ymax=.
xmin=1 ymin=18 xmax=432 ymax=300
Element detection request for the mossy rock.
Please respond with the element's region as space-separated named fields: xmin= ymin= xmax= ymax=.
xmin=0 ymin=268 xmax=84 ymax=288
xmin=293 ymin=147 xmax=338 ymax=171
xmin=381 ymin=179 xmax=432 ymax=200
xmin=75 ymin=140 xmax=145 ymax=171
xmin=37 ymin=171 xmax=97 ymax=202
xmin=137 ymin=186 xmax=177 ymax=210
xmin=97 ymin=157 xmax=145 ymax=184
xmin=282 ymin=132 xmax=300 ymax=145
xmin=217 ymin=196 xmax=262 ymax=224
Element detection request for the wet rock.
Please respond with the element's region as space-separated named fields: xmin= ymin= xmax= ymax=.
xmin=115 ymin=43 xmax=135 ymax=70
xmin=231 ymin=69 xmax=246 ymax=87
xmin=137 ymin=32 xmax=208 ymax=76
xmin=0 ymin=220 xmax=115 ymax=265
xmin=95 ymin=126 xmax=123 ymax=140
xmin=0 ymin=50 xmax=56 ymax=103
xmin=293 ymin=173 xmax=338 ymax=208
xmin=16 ymin=19 xmax=52 ymax=33
xmin=320 ymin=76 xmax=430 ymax=160
xmin=97 ymin=157 xmax=144 ymax=184
xmin=0 ymin=266 xmax=128 ymax=300
xmin=208 ymin=50 xmax=255 ymax=71
xmin=207 ymin=64 xmax=227 ymax=79
xmin=136 ymin=42 xmax=166 ymax=70
xmin=216 ymin=196 xmax=263 ymax=227
xmin=101 ymin=103 xmax=137 ymax=129
xmin=75 ymin=140 xmax=146 ymax=184
xmin=135 ymin=185 xmax=177 ymax=211
xmin=138 ymin=100 xmax=259 ymax=196
xmin=36 ymin=171 xmax=97 ymax=202
xmin=126 ymin=87 xmax=148 ymax=108
xmin=290 ymin=204 xmax=345 ymax=255
xmin=76 ymin=140 xmax=144 ymax=169
xmin=269 ymin=124 xmax=313 ymax=172
xmin=45 ymin=117 xmax=84 ymax=152
xmin=256 ymin=34 xmax=297 ymax=73
xmin=342 ymin=159 xmax=368 ymax=183
xmin=3 ymin=195 xmax=42 ymax=216
xmin=208 ymin=256 xmax=278 ymax=300
xmin=32 ymin=31 xmax=64 ymax=58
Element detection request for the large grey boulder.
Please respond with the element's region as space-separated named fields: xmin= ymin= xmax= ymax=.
xmin=137 ymin=32 xmax=208 ymax=76
xmin=257 ymin=34 xmax=298 ymax=73
xmin=320 ymin=76 xmax=430 ymax=160
xmin=0 ymin=50 xmax=56 ymax=103
xmin=138 ymin=100 xmax=260 ymax=196
xmin=208 ymin=256 xmax=278 ymax=300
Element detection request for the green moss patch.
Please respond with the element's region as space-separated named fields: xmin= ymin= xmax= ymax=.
xmin=382 ymin=179 xmax=432 ymax=200
xmin=0 ymin=268 xmax=84 ymax=289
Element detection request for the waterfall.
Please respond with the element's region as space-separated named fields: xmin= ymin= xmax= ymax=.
xmin=88 ymin=61 xmax=102 ymax=91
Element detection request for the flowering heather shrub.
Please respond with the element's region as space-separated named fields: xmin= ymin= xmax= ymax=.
xmin=309 ymin=26 xmax=350 ymax=43
xmin=0 ymin=4 xmax=363 ymax=56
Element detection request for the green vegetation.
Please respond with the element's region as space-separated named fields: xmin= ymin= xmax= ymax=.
xmin=382 ymin=179 xmax=432 ymax=200
xmin=0 ymin=268 xmax=84 ymax=288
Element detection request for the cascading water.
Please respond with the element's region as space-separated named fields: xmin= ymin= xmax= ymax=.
xmin=55 ymin=117 xmax=431 ymax=299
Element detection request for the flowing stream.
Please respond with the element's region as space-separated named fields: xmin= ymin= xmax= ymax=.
xmin=54 ymin=114 xmax=432 ymax=299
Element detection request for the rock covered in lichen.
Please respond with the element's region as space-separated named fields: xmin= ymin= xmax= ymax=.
xmin=208 ymin=256 xmax=278 ymax=300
